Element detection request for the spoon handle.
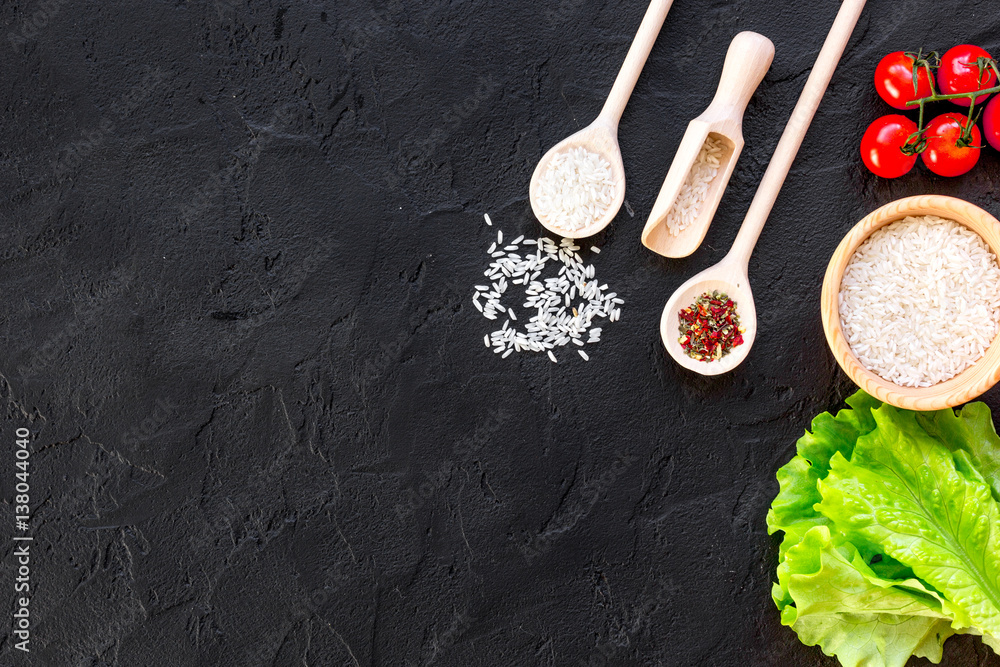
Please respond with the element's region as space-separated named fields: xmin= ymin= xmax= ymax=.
xmin=597 ymin=0 xmax=674 ymax=127
xmin=699 ymin=32 xmax=774 ymax=129
xmin=727 ymin=0 xmax=867 ymax=266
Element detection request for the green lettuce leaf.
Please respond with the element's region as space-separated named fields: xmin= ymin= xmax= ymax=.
xmin=770 ymin=394 xmax=1000 ymax=666
xmin=767 ymin=391 xmax=880 ymax=561
xmin=778 ymin=525 xmax=956 ymax=667
xmin=915 ymin=401 xmax=1000 ymax=501
xmin=818 ymin=404 xmax=1000 ymax=638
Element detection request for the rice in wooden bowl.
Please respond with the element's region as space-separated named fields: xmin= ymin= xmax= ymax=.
xmin=821 ymin=195 xmax=1000 ymax=410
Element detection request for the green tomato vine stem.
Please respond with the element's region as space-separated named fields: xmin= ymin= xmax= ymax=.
xmin=899 ymin=55 xmax=999 ymax=153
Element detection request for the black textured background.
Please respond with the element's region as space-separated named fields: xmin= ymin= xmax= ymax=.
xmin=2 ymin=0 xmax=1000 ymax=665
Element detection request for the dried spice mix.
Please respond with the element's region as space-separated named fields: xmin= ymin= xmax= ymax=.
xmin=678 ymin=291 xmax=744 ymax=361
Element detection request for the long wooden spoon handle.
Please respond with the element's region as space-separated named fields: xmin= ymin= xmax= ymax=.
xmin=727 ymin=0 xmax=867 ymax=265
xmin=597 ymin=0 xmax=674 ymax=127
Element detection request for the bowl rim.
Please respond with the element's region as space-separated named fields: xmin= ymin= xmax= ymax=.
xmin=821 ymin=194 xmax=1000 ymax=410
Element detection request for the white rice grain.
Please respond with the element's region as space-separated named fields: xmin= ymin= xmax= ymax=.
xmin=839 ymin=215 xmax=1000 ymax=387
xmin=534 ymin=147 xmax=616 ymax=233
xmin=664 ymin=135 xmax=726 ymax=236
xmin=474 ymin=214 xmax=623 ymax=362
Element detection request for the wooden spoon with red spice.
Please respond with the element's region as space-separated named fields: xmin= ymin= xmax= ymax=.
xmin=661 ymin=258 xmax=757 ymax=375
xmin=661 ymin=0 xmax=866 ymax=375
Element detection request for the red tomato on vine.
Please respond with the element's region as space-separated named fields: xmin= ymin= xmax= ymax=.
xmin=937 ymin=44 xmax=997 ymax=107
xmin=982 ymin=95 xmax=1000 ymax=152
xmin=874 ymin=52 xmax=934 ymax=110
xmin=921 ymin=113 xmax=981 ymax=176
xmin=860 ymin=115 xmax=919 ymax=178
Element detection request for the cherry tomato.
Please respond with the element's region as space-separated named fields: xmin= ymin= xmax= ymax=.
xmin=983 ymin=94 xmax=1000 ymax=151
xmin=937 ymin=44 xmax=997 ymax=107
xmin=874 ymin=51 xmax=934 ymax=110
xmin=921 ymin=112 xmax=981 ymax=176
xmin=860 ymin=115 xmax=918 ymax=178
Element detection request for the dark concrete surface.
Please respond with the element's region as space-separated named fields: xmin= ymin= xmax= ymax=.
xmin=2 ymin=0 xmax=1000 ymax=665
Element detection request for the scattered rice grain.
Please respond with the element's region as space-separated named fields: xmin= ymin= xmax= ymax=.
xmin=475 ymin=213 xmax=623 ymax=362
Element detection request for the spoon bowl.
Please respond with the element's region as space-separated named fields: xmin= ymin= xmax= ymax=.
xmin=529 ymin=0 xmax=674 ymax=238
xmin=658 ymin=0 xmax=867 ymax=375
xmin=643 ymin=32 xmax=774 ymax=258
xmin=660 ymin=258 xmax=756 ymax=375
xmin=529 ymin=121 xmax=626 ymax=239
xmin=642 ymin=127 xmax=738 ymax=257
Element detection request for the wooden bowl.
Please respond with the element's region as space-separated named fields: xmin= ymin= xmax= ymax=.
xmin=821 ymin=195 xmax=1000 ymax=411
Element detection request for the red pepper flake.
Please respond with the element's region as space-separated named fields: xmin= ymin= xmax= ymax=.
xmin=677 ymin=290 xmax=744 ymax=362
